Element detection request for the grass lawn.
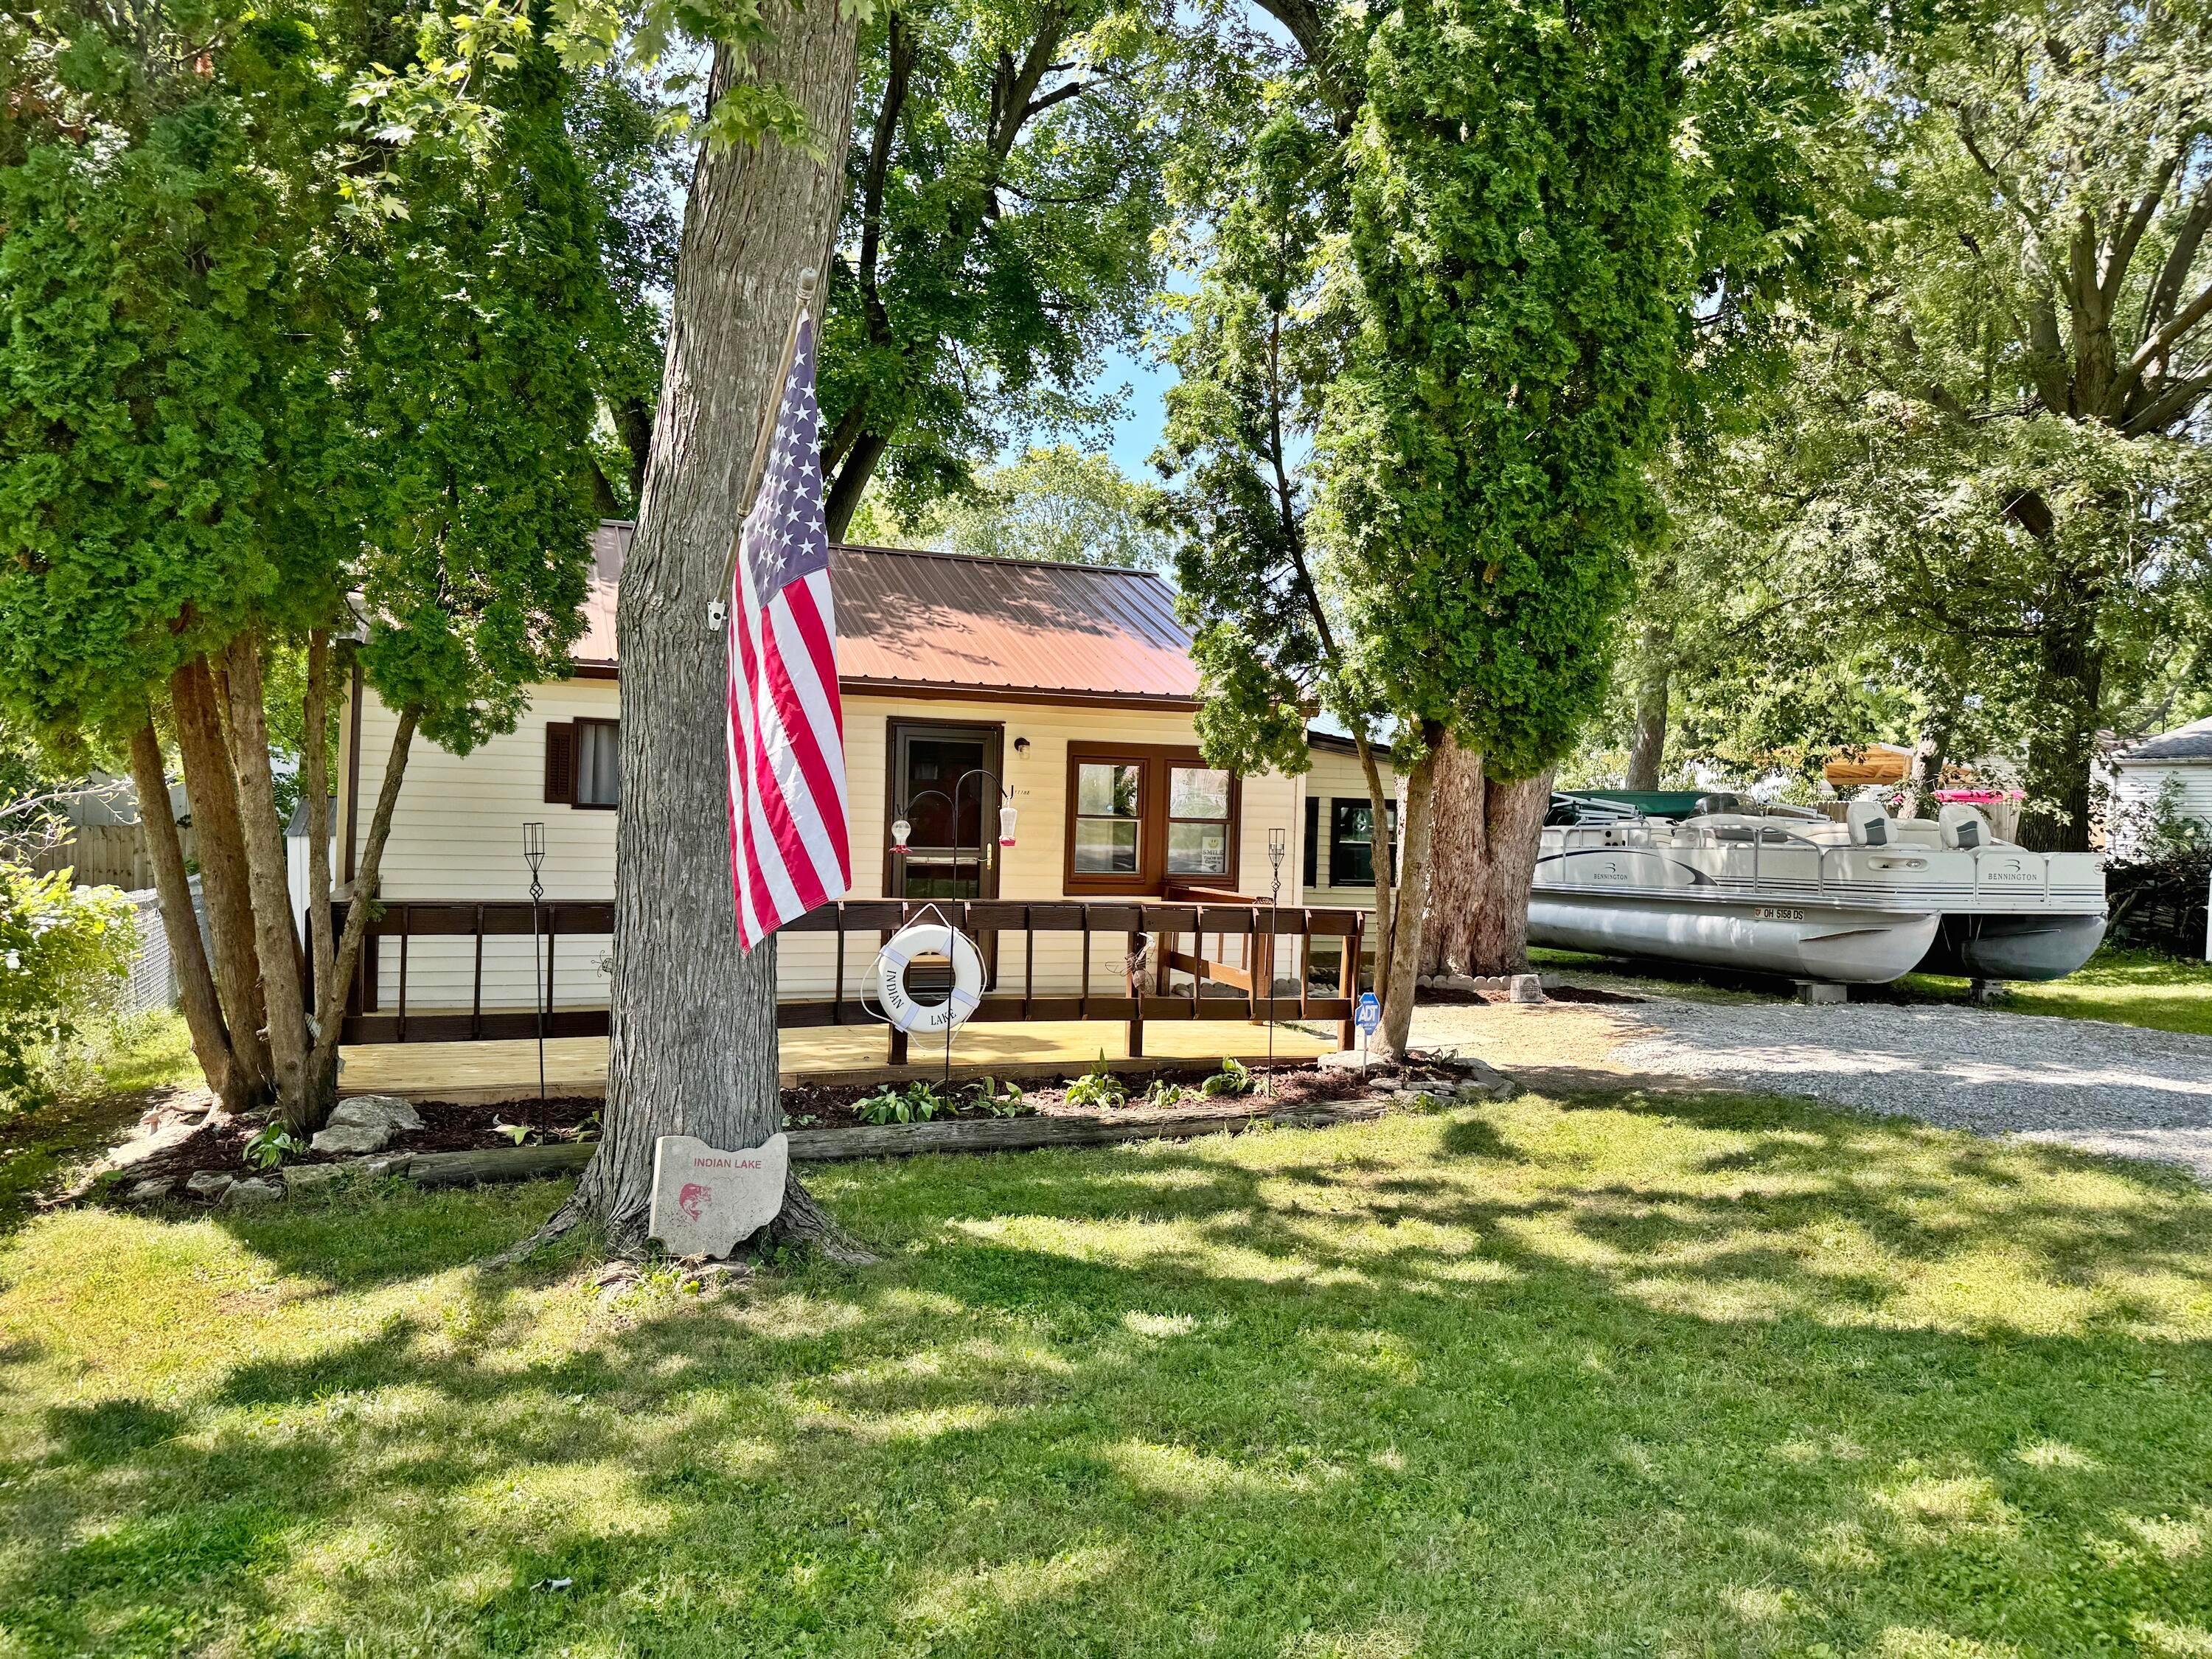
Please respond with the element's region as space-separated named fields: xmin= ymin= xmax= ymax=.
xmin=0 ymin=1012 xmax=201 ymax=1235
xmin=4 ymin=1090 xmax=2211 ymax=1657
xmin=1534 ymin=945 xmax=2212 ymax=1036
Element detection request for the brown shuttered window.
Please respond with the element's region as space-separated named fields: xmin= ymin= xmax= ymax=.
xmin=544 ymin=722 xmax=576 ymax=804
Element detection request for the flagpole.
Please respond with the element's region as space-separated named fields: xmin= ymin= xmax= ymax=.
xmin=711 ymin=265 xmax=821 ymax=627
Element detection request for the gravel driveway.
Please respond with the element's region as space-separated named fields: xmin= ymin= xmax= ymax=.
xmin=1409 ymin=997 xmax=2212 ymax=1180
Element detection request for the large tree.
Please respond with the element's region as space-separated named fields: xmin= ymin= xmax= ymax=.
xmin=1614 ymin=0 xmax=2212 ymax=844
xmin=0 ymin=0 xmax=606 ymax=1128
xmin=538 ymin=6 xmax=869 ymax=1256
xmin=815 ymin=0 xmax=1190 ymax=538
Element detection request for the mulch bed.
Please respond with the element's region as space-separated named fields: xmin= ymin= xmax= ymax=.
xmin=114 ymin=1061 xmax=1378 ymax=1192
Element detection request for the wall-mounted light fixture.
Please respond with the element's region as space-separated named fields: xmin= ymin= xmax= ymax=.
xmin=1012 ymin=736 xmax=1030 ymax=754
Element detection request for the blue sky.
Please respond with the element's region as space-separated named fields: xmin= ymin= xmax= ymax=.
xmin=1096 ymin=341 xmax=1175 ymax=479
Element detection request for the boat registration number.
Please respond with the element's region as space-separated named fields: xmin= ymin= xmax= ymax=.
xmin=1753 ymin=905 xmax=1806 ymax=922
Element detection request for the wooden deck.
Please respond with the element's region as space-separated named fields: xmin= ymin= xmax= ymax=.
xmin=338 ymin=1020 xmax=1338 ymax=1105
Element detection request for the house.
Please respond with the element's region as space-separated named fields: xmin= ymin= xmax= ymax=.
xmin=333 ymin=524 xmax=1396 ymax=1034
xmin=2107 ymin=717 xmax=2212 ymax=858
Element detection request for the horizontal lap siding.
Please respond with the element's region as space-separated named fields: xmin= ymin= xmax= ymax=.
xmin=1303 ymin=747 xmax=1396 ymax=911
xmin=344 ymin=685 xmax=1298 ymax=1008
xmin=2109 ymin=762 xmax=2212 ymax=859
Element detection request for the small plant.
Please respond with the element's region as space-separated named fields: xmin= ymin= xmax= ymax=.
xmin=492 ymin=1121 xmax=534 ymax=1145
xmin=780 ymin=1111 xmax=821 ymax=1130
xmin=1140 ymin=1078 xmax=1189 ymax=1107
xmin=1200 ymin=1057 xmax=1255 ymax=1098
xmin=243 ymin=1122 xmax=302 ymax=1169
xmin=967 ymin=1077 xmax=1029 ymax=1117
xmin=855 ymin=1081 xmax=950 ymax=1126
xmin=1065 ymin=1066 xmax=1127 ymax=1110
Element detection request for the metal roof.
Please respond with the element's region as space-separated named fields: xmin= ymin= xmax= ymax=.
xmin=571 ymin=526 xmax=1197 ymax=706
xmin=2117 ymin=715 xmax=2212 ymax=763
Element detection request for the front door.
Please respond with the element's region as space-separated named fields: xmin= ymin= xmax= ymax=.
xmin=888 ymin=721 xmax=1003 ymax=992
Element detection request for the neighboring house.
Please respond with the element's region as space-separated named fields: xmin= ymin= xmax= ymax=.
xmin=334 ymin=524 xmax=1394 ymax=1019
xmin=2107 ymin=717 xmax=2212 ymax=858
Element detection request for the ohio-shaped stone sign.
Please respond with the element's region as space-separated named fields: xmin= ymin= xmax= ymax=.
xmin=648 ymin=1132 xmax=789 ymax=1259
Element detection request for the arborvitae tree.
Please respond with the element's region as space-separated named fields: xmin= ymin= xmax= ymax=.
xmin=0 ymin=2 xmax=606 ymax=1129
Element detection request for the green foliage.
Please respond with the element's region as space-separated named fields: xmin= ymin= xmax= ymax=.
xmin=818 ymin=0 xmax=1195 ymax=526
xmin=889 ymin=447 xmax=1171 ymax=569
xmin=1608 ymin=0 xmax=2212 ymax=842
xmin=1138 ymin=1077 xmax=1188 ymax=1107
xmin=0 ymin=1 xmax=608 ymax=757
xmin=1063 ymin=1066 xmax=1127 ymax=1110
xmin=1322 ymin=0 xmax=1686 ymax=780
xmin=1199 ymin=1056 xmax=1253 ymax=1098
xmin=854 ymin=1080 xmax=951 ymax=1125
xmin=0 ymin=866 xmax=135 ymax=1110
xmin=965 ymin=1077 xmax=1031 ymax=1116
xmin=243 ymin=1123 xmax=305 ymax=1170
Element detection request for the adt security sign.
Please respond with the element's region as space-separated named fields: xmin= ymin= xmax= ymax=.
xmin=1354 ymin=992 xmax=1381 ymax=1034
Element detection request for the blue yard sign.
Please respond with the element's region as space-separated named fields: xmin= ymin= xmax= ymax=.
xmin=1354 ymin=992 xmax=1381 ymax=1034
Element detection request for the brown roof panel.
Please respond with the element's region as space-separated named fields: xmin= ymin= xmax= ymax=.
xmin=570 ymin=526 xmax=1197 ymax=706
xmin=830 ymin=544 xmax=1196 ymax=705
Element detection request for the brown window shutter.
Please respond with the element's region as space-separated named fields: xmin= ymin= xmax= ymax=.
xmin=544 ymin=722 xmax=575 ymax=804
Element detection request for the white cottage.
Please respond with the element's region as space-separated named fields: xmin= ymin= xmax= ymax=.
xmin=331 ymin=524 xmax=1391 ymax=1054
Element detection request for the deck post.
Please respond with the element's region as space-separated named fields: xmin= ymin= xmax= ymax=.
xmin=1126 ymin=928 xmax=1144 ymax=1057
xmin=1338 ymin=912 xmax=1362 ymax=1048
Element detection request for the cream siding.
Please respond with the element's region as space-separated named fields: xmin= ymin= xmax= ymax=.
xmin=1301 ymin=745 xmax=1397 ymax=911
xmin=344 ymin=681 xmax=1308 ymax=1009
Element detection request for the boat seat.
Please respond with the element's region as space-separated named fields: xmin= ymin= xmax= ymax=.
xmin=1938 ymin=802 xmax=1992 ymax=850
xmin=1844 ymin=801 xmax=1896 ymax=846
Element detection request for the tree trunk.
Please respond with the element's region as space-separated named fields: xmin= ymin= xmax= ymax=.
xmin=1352 ymin=729 xmax=1396 ymax=1008
xmin=169 ymin=655 xmax=272 ymax=1104
xmin=219 ymin=631 xmax=319 ymax=1130
xmin=302 ymin=631 xmax=335 ymax=1000
xmin=125 ymin=720 xmax=240 ymax=1109
xmin=2015 ymin=616 xmax=2104 ymax=854
xmin=824 ymin=428 xmax=890 ymax=543
xmin=1417 ymin=734 xmax=1485 ymax=976
xmin=306 ymin=706 xmax=418 ymax=1095
xmin=1624 ymin=643 xmax=1670 ymax=790
xmin=544 ymin=16 xmax=866 ymax=1259
xmin=1464 ymin=769 xmax=1553 ymax=975
xmin=1377 ymin=725 xmax=1444 ymax=1061
xmin=1904 ymin=701 xmax=1954 ymax=822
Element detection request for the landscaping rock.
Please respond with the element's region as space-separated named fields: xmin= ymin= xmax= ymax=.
xmin=1318 ymin=1048 xmax=1394 ymax=1075
xmin=125 ymin=1178 xmax=175 ymax=1203
xmin=220 ymin=1177 xmax=285 ymax=1208
xmin=310 ymin=1095 xmax=425 ymax=1157
xmin=185 ymin=1170 xmax=234 ymax=1201
xmin=285 ymin=1152 xmax=412 ymax=1192
xmin=647 ymin=1133 xmax=788 ymax=1259
xmin=1506 ymin=974 xmax=1545 ymax=1004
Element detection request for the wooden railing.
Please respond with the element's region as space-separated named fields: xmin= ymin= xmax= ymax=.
xmin=329 ymin=897 xmax=1366 ymax=1052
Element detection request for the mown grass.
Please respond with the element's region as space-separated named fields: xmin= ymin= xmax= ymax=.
xmin=0 ymin=1011 xmax=201 ymax=1237
xmin=4 ymin=1090 xmax=2210 ymax=1657
xmin=1896 ymin=947 xmax=2212 ymax=1037
xmin=1534 ymin=944 xmax=2212 ymax=1035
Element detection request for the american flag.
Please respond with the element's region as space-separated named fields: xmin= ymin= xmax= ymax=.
xmin=726 ymin=310 xmax=851 ymax=948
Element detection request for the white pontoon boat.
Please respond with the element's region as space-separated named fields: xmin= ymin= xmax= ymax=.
xmin=1528 ymin=795 xmax=2107 ymax=984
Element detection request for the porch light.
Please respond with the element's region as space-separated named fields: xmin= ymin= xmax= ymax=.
xmin=998 ymin=802 xmax=1018 ymax=847
xmin=890 ymin=815 xmax=911 ymax=856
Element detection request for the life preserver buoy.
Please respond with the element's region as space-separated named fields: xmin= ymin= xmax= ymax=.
xmin=874 ymin=923 xmax=984 ymax=1034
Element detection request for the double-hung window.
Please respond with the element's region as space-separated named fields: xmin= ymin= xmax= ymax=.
xmin=543 ymin=718 xmax=621 ymax=808
xmin=1327 ymin=799 xmax=1395 ymax=886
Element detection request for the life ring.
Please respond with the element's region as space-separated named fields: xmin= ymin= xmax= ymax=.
xmin=874 ymin=923 xmax=985 ymax=1034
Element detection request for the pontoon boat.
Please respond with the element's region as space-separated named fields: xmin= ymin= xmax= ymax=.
xmin=1528 ymin=795 xmax=2107 ymax=984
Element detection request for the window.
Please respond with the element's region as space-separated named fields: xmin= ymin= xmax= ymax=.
xmin=1166 ymin=766 xmax=1233 ymax=876
xmin=1073 ymin=761 xmax=1143 ymax=874
xmin=574 ymin=719 xmax=620 ymax=807
xmin=1064 ymin=745 xmax=1240 ymax=894
xmin=1329 ymin=799 xmax=1395 ymax=886
xmin=544 ymin=719 xmax=619 ymax=808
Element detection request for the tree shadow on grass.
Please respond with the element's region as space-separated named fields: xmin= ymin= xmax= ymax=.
xmin=7 ymin=1091 xmax=2212 ymax=1655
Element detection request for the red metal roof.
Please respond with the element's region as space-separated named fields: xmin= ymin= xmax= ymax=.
xmin=574 ymin=526 xmax=1197 ymax=707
